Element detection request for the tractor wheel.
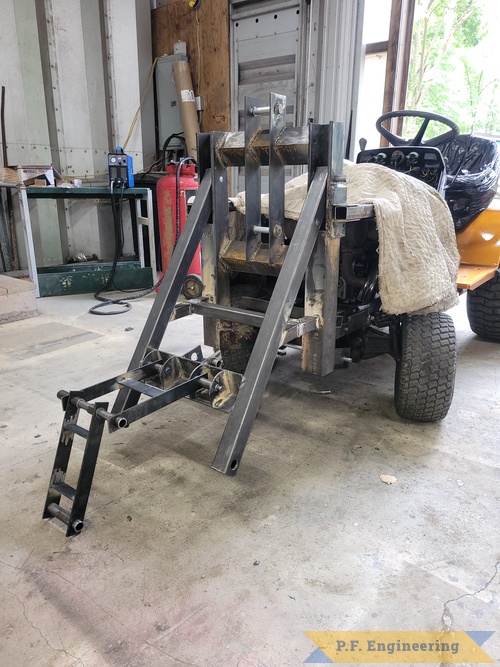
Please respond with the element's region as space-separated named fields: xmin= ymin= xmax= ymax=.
xmin=466 ymin=273 xmax=500 ymax=342
xmin=394 ymin=312 xmax=456 ymax=422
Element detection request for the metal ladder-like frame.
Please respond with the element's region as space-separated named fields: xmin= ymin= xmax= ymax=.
xmin=43 ymin=94 xmax=350 ymax=534
xmin=43 ymin=392 xmax=108 ymax=536
xmin=42 ymin=351 xmax=232 ymax=535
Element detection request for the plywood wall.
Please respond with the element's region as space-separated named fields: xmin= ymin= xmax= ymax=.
xmin=152 ymin=1 xmax=230 ymax=132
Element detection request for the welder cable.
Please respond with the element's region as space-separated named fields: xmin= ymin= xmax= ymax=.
xmin=89 ymin=159 xmax=197 ymax=315
xmin=89 ymin=181 xmax=166 ymax=315
xmin=89 ymin=181 xmax=132 ymax=314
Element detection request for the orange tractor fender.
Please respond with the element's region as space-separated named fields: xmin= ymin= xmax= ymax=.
xmin=455 ymin=197 xmax=500 ymax=290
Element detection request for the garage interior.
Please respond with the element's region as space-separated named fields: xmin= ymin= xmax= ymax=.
xmin=1 ymin=1 xmax=499 ymax=666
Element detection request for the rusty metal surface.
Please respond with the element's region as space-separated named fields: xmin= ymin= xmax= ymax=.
xmin=209 ymin=369 xmax=242 ymax=410
xmin=218 ymin=321 xmax=259 ymax=376
xmin=303 ymin=230 xmax=327 ymax=376
xmin=159 ymin=353 xmax=242 ymax=412
xmin=221 ymin=240 xmax=285 ymax=276
xmin=190 ymin=300 xmax=265 ymax=328
xmin=321 ymin=122 xmax=345 ymax=374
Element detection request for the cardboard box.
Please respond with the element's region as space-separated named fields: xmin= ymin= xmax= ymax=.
xmin=15 ymin=165 xmax=63 ymax=186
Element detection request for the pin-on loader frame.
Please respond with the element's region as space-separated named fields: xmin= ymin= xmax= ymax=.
xmin=43 ymin=93 xmax=455 ymax=535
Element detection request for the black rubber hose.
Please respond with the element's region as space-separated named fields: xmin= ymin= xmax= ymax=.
xmin=89 ymin=181 xmax=132 ymax=315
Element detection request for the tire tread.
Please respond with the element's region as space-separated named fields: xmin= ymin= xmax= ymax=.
xmin=466 ymin=273 xmax=500 ymax=342
xmin=394 ymin=312 xmax=456 ymax=422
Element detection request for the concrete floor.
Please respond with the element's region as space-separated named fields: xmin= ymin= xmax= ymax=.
xmin=0 ymin=292 xmax=499 ymax=667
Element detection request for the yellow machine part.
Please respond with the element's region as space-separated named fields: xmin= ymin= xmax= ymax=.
xmin=456 ymin=197 xmax=500 ymax=290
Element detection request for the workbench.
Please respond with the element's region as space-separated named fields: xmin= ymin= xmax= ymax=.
xmin=16 ymin=185 xmax=157 ymax=297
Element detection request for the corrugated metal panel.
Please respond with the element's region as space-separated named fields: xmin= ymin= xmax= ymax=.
xmin=103 ymin=0 xmax=155 ymax=170
xmin=230 ymin=0 xmax=364 ymax=183
xmin=315 ymin=0 xmax=364 ymax=157
xmin=232 ymin=3 xmax=301 ymax=129
xmin=1 ymin=0 xmax=155 ymax=268
xmin=232 ymin=0 xmax=299 ymax=16
xmin=230 ymin=1 xmax=303 ymax=191
xmin=239 ymin=54 xmax=296 ymax=86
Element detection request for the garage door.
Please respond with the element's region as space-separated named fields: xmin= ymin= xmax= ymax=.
xmin=231 ymin=0 xmax=308 ymax=191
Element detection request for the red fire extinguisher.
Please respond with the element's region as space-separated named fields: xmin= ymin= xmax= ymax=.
xmin=156 ymin=159 xmax=202 ymax=298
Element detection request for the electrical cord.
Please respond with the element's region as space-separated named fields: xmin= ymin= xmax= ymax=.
xmin=122 ymin=56 xmax=159 ymax=151
xmin=89 ymin=180 xmax=164 ymax=315
xmin=137 ymin=156 xmax=164 ymax=176
xmin=163 ymin=133 xmax=187 ymax=168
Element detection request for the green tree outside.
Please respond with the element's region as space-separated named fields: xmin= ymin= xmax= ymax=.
xmin=406 ymin=0 xmax=499 ymax=136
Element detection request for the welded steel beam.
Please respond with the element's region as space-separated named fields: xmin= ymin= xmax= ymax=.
xmin=244 ymin=96 xmax=263 ymax=261
xmin=215 ymin=126 xmax=310 ymax=167
xmin=303 ymin=122 xmax=344 ymax=377
xmin=212 ymin=167 xmax=328 ymax=476
xmin=111 ymin=171 xmax=213 ymax=415
xmin=268 ymin=93 xmax=286 ymax=263
xmin=333 ymin=203 xmax=375 ymax=221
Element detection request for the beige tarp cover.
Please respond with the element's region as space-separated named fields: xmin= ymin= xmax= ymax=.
xmin=233 ymin=162 xmax=459 ymax=315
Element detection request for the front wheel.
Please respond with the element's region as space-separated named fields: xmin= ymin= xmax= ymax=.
xmin=394 ymin=312 xmax=456 ymax=422
xmin=466 ymin=273 xmax=500 ymax=342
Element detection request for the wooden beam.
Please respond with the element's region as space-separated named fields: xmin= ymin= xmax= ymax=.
xmin=365 ymin=40 xmax=389 ymax=55
xmin=381 ymin=0 xmax=416 ymax=144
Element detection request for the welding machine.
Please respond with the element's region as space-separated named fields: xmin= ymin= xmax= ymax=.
xmin=107 ymin=147 xmax=134 ymax=188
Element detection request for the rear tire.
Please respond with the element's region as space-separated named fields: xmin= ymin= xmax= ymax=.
xmin=394 ymin=312 xmax=456 ymax=422
xmin=466 ymin=273 xmax=500 ymax=342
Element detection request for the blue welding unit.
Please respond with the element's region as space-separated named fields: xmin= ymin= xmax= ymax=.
xmin=107 ymin=146 xmax=134 ymax=188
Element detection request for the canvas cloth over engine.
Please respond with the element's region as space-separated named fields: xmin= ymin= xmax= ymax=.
xmin=233 ymin=162 xmax=460 ymax=315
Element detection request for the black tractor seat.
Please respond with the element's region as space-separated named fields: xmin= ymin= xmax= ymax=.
xmin=357 ymin=134 xmax=500 ymax=233
xmin=438 ymin=134 xmax=500 ymax=232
